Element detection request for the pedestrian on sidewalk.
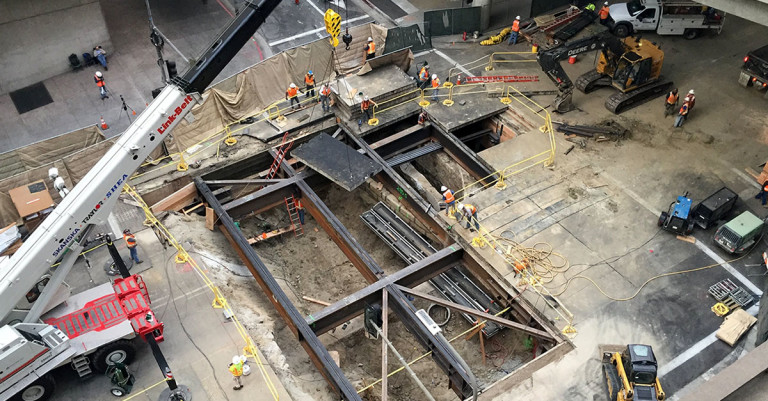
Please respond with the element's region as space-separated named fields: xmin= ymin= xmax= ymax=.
xmin=304 ymin=70 xmax=315 ymax=98
xmin=755 ymin=181 xmax=768 ymax=206
xmin=93 ymin=46 xmax=108 ymax=70
xmin=664 ymin=88 xmax=679 ymax=117
xmin=508 ymin=16 xmax=521 ymax=45
xmin=431 ymin=74 xmax=440 ymax=101
xmin=459 ymin=203 xmax=479 ymax=231
xmin=599 ymin=2 xmax=611 ymax=26
xmin=228 ymin=356 xmax=244 ymax=390
xmin=441 ymin=186 xmax=455 ymax=216
xmin=286 ymin=83 xmax=300 ymax=110
xmin=319 ymin=83 xmax=332 ymax=113
xmin=418 ymin=63 xmax=430 ymax=90
xmin=122 ymin=229 xmax=143 ymax=264
xmin=674 ymin=100 xmax=690 ymax=127
xmin=361 ymin=95 xmax=377 ymax=121
xmin=94 ymin=71 xmax=109 ymax=100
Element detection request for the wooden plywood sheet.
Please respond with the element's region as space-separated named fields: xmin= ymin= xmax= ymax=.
xmin=9 ymin=180 xmax=55 ymax=218
xmin=716 ymin=309 xmax=757 ymax=346
xmin=292 ymin=133 xmax=382 ymax=191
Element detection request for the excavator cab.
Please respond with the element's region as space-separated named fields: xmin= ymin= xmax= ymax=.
xmin=612 ymin=51 xmax=654 ymax=92
xmin=602 ymin=344 xmax=665 ymax=401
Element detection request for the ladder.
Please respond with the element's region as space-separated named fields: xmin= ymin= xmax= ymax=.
xmin=284 ymin=196 xmax=304 ymax=237
xmin=265 ymin=132 xmax=293 ymax=181
xmin=71 ymin=355 xmax=92 ymax=378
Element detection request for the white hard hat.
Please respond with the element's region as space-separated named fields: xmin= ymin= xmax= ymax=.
xmin=233 ymin=356 xmax=241 ymax=364
xmin=458 ymin=204 xmax=465 ymax=211
xmin=368 ymin=37 xmax=373 ymax=42
xmin=364 ymin=95 xmax=369 ymax=100
xmin=290 ymin=83 xmax=296 ymax=88
xmin=604 ymin=1 xmax=608 ymax=5
xmin=516 ymin=16 xmax=520 ymax=20
xmin=688 ymin=89 xmax=694 ymax=94
xmin=432 ymin=74 xmax=437 ymax=79
xmin=441 ymin=186 xmax=447 ymax=192
xmin=95 ymin=71 xmax=103 ymax=77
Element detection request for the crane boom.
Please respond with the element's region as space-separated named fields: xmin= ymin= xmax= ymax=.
xmin=0 ymin=0 xmax=281 ymax=322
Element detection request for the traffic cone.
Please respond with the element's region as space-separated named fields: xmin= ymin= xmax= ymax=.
xmin=100 ymin=116 xmax=109 ymax=130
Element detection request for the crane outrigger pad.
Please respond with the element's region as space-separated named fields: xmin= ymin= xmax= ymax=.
xmin=291 ymin=133 xmax=382 ymax=191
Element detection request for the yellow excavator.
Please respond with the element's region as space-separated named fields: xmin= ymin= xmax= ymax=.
xmin=538 ymin=31 xmax=672 ymax=114
xmin=602 ymin=344 xmax=665 ymax=401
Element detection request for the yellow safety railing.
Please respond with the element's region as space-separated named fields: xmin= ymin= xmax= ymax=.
xmin=485 ymin=51 xmax=538 ymax=71
xmin=123 ymin=185 xmax=281 ymax=400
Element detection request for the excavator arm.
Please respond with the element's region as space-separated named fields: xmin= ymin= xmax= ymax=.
xmin=537 ymin=31 xmax=625 ymax=112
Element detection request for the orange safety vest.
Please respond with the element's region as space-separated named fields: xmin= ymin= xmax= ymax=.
xmin=229 ymin=363 xmax=243 ymax=377
xmin=443 ymin=189 xmax=454 ymax=204
xmin=763 ymin=183 xmax=768 ymax=192
xmin=679 ymin=103 xmax=689 ymax=116
xmin=431 ymin=78 xmax=440 ymax=88
xmin=95 ymin=75 xmax=105 ymax=87
xmin=599 ymin=6 xmax=610 ymax=20
xmin=361 ymin=99 xmax=371 ymax=110
xmin=305 ymin=74 xmax=315 ymax=86
xmin=366 ymin=42 xmax=376 ymax=55
xmin=419 ymin=67 xmax=429 ymax=81
xmin=666 ymin=92 xmax=678 ymax=105
xmin=123 ymin=233 xmax=137 ymax=248
xmin=294 ymin=198 xmax=303 ymax=209
xmin=464 ymin=204 xmax=477 ymax=215
xmin=286 ymin=87 xmax=298 ymax=97
xmin=321 ymin=86 xmax=331 ymax=96
xmin=512 ymin=20 xmax=520 ymax=32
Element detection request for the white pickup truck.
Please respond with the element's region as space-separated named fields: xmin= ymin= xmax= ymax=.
xmin=610 ymin=0 xmax=725 ymax=39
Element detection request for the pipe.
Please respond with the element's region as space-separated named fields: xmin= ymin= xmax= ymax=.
xmin=373 ymin=323 xmax=436 ymax=401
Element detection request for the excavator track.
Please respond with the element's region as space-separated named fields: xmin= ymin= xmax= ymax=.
xmin=575 ymin=70 xmax=610 ymax=93
xmin=605 ymin=78 xmax=673 ymax=114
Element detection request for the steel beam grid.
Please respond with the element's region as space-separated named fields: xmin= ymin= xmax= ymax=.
xmin=195 ymin=177 xmax=362 ymax=401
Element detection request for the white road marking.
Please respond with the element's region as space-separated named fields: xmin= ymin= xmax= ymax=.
xmin=151 ymin=284 xmax=211 ymax=307
xmin=330 ymin=0 xmax=346 ymax=9
xmin=268 ymin=15 xmax=370 ymax=47
xmin=432 ymin=49 xmax=474 ymax=77
xmin=694 ymin=239 xmax=763 ymax=296
xmin=306 ymin=0 xmax=326 ymax=16
xmin=730 ymin=166 xmax=761 ymax=189
xmin=659 ymin=304 xmax=758 ymax=377
xmin=389 ymin=0 xmax=419 ymax=13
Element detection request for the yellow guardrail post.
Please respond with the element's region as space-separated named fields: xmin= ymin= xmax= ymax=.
xmin=176 ymin=152 xmax=188 ymax=172
xmin=224 ymin=124 xmax=237 ymax=146
xmin=368 ymin=103 xmax=379 ymax=126
xmin=418 ymin=88 xmax=430 ymax=107
xmin=442 ymin=82 xmax=454 ymax=107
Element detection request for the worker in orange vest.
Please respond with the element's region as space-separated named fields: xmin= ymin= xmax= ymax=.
xmin=364 ymin=37 xmax=376 ymax=60
xmin=458 ymin=203 xmax=479 ymax=231
xmin=674 ymin=100 xmax=689 ymax=128
xmin=755 ymin=181 xmax=768 ymax=206
xmin=418 ymin=63 xmax=430 ymax=90
xmin=598 ymin=2 xmax=611 ymax=26
xmin=431 ymin=74 xmax=440 ymax=101
xmin=123 ymin=229 xmax=142 ymax=264
xmin=508 ymin=16 xmax=521 ymax=45
xmin=441 ymin=186 xmax=455 ymax=216
xmin=293 ymin=194 xmax=305 ymax=225
xmin=285 ymin=83 xmax=300 ymax=110
xmin=319 ymin=83 xmax=332 ymax=113
xmin=94 ymin=71 xmax=109 ymax=100
xmin=304 ymin=70 xmax=315 ymax=98
xmin=360 ymin=95 xmax=377 ymax=121
xmin=664 ymin=88 xmax=679 ymax=117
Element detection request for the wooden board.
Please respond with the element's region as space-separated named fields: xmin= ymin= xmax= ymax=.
xmin=247 ymin=226 xmax=294 ymax=244
xmin=150 ymin=182 xmax=196 ymax=213
xmin=205 ymin=207 xmax=215 ymax=231
xmin=9 ymin=180 xmax=55 ymax=218
xmin=716 ymin=309 xmax=757 ymax=346
xmin=676 ymin=235 xmax=696 ymax=244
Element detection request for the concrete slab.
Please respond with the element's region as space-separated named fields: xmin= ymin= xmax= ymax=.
xmin=335 ymin=65 xmax=416 ymax=108
xmin=425 ymin=93 xmax=508 ymax=132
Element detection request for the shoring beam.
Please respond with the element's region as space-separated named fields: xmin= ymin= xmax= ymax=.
xmin=205 ymin=179 xmax=285 ymax=186
xmin=430 ymin=125 xmax=498 ymax=186
xmin=222 ymin=175 xmax=300 ymax=218
xmin=306 ymin=246 xmax=463 ymax=335
xmin=195 ymin=177 xmax=362 ymax=401
xmin=397 ymin=285 xmax=555 ymax=342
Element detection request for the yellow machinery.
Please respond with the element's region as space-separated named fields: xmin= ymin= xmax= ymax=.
xmin=602 ymin=344 xmax=665 ymax=401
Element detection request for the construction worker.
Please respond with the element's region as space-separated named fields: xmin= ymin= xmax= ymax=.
xmin=304 ymin=70 xmax=315 ymax=98
xmin=364 ymin=37 xmax=376 ymax=60
xmin=585 ymin=3 xmax=596 ymax=12
xmin=754 ymin=181 xmax=768 ymax=206
xmin=599 ymin=2 xmax=611 ymax=26
xmin=508 ymin=16 xmax=521 ymax=45
xmin=293 ymin=193 xmax=305 ymax=225
xmin=361 ymin=95 xmax=377 ymax=121
xmin=431 ymin=74 xmax=440 ymax=101
xmin=441 ymin=186 xmax=455 ymax=216
xmin=94 ymin=71 xmax=108 ymax=100
xmin=228 ymin=356 xmax=244 ymax=390
xmin=458 ymin=203 xmax=479 ymax=231
xmin=674 ymin=100 xmax=690 ymax=128
xmin=685 ymin=89 xmax=696 ymax=111
xmin=319 ymin=83 xmax=332 ymax=113
xmin=664 ymin=88 xmax=679 ymax=117
xmin=123 ymin=229 xmax=142 ymax=264
xmin=418 ymin=63 xmax=430 ymax=90
xmin=286 ymin=83 xmax=300 ymax=110
xmin=417 ymin=109 xmax=428 ymax=125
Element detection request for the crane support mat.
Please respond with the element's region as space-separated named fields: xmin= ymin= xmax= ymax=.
xmin=291 ymin=132 xmax=382 ymax=191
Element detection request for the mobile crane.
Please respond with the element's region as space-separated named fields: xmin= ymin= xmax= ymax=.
xmin=537 ymin=30 xmax=672 ymax=114
xmin=0 ymin=1 xmax=281 ymax=400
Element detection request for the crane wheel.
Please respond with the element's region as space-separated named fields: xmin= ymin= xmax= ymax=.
xmin=11 ymin=373 xmax=55 ymax=401
xmin=92 ymin=340 xmax=137 ymax=373
xmin=602 ymin=362 xmax=620 ymax=401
